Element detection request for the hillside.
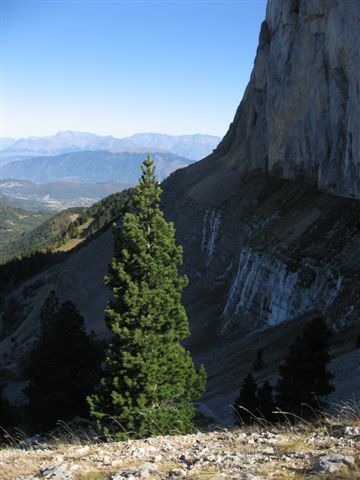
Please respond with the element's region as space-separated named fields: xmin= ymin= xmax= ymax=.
xmin=0 ymin=179 xmax=130 ymax=211
xmin=0 ymin=190 xmax=132 ymax=266
xmin=2 ymin=150 xmax=194 ymax=183
xmin=1 ymin=415 xmax=359 ymax=479
xmin=0 ymin=205 xmax=52 ymax=262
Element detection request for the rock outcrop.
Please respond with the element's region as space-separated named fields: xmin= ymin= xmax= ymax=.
xmin=2 ymin=422 xmax=359 ymax=479
xmin=212 ymin=0 xmax=360 ymax=198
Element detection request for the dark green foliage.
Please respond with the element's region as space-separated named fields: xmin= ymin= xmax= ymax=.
xmin=233 ymin=373 xmax=258 ymax=424
xmin=1 ymin=189 xmax=131 ymax=265
xmin=39 ymin=290 xmax=59 ymax=338
xmin=0 ymin=207 xmax=82 ymax=264
xmin=276 ymin=316 xmax=334 ymax=419
xmin=88 ymin=156 xmax=206 ymax=439
xmin=0 ymin=387 xmax=15 ymax=430
xmin=257 ymin=381 xmax=276 ymax=422
xmin=0 ymin=251 xmax=67 ymax=295
xmin=25 ymin=294 xmax=103 ymax=431
xmin=75 ymin=190 xmax=132 ymax=235
xmin=0 ymin=190 xmax=132 ymax=295
xmin=1 ymin=298 xmax=25 ymax=340
xmin=253 ymin=349 xmax=264 ymax=371
xmin=233 ymin=375 xmax=277 ymax=424
xmin=0 ymin=204 xmax=52 ymax=263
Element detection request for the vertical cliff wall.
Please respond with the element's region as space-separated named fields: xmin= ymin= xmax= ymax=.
xmin=159 ymin=0 xmax=360 ymax=417
xmin=215 ymin=0 xmax=360 ymax=198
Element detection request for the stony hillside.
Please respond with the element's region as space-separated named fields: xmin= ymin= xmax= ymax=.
xmin=1 ymin=419 xmax=359 ymax=479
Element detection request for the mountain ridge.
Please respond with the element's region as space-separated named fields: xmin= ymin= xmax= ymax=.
xmin=1 ymin=131 xmax=221 ymax=163
xmin=2 ymin=150 xmax=194 ymax=184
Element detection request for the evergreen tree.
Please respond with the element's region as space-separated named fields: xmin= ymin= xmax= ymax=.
xmin=88 ymin=155 xmax=206 ymax=439
xmin=276 ymin=316 xmax=334 ymax=419
xmin=257 ymin=380 xmax=276 ymax=422
xmin=233 ymin=373 xmax=258 ymax=424
xmin=0 ymin=387 xmax=15 ymax=430
xmin=253 ymin=349 xmax=264 ymax=371
xmin=25 ymin=295 xmax=102 ymax=430
xmin=39 ymin=290 xmax=59 ymax=338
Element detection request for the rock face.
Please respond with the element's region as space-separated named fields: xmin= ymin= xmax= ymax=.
xmin=159 ymin=0 xmax=360 ymax=418
xmin=214 ymin=0 xmax=360 ymax=198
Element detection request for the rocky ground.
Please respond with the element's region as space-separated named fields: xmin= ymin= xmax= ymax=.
xmin=1 ymin=420 xmax=359 ymax=480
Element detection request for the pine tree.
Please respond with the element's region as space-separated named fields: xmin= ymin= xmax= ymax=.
xmin=257 ymin=381 xmax=276 ymax=422
xmin=233 ymin=373 xmax=258 ymax=424
xmin=25 ymin=295 xmax=102 ymax=430
xmin=253 ymin=349 xmax=264 ymax=371
xmin=0 ymin=387 xmax=15 ymax=430
xmin=276 ymin=316 xmax=334 ymax=419
xmin=39 ymin=289 xmax=59 ymax=338
xmin=88 ymin=155 xmax=206 ymax=439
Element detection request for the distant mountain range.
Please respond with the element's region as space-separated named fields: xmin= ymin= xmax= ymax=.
xmin=1 ymin=131 xmax=221 ymax=163
xmin=0 ymin=137 xmax=17 ymax=150
xmin=2 ymin=150 xmax=193 ymax=185
xmin=0 ymin=179 xmax=130 ymax=211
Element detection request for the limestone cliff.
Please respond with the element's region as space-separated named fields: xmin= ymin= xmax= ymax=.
xmin=159 ymin=0 xmax=360 ymax=418
xmin=215 ymin=0 xmax=360 ymax=198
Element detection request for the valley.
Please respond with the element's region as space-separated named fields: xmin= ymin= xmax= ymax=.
xmin=0 ymin=179 xmax=130 ymax=211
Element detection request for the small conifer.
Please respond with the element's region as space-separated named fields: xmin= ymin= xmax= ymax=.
xmin=233 ymin=372 xmax=258 ymax=424
xmin=25 ymin=294 xmax=102 ymax=430
xmin=88 ymin=155 xmax=206 ymax=439
xmin=257 ymin=380 xmax=276 ymax=422
xmin=276 ymin=316 xmax=334 ymax=418
xmin=253 ymin=349 xmax=264 ymax=371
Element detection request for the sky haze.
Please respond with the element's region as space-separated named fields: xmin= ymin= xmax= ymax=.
xmin=2 ymin=0 xmax=267 ymax=139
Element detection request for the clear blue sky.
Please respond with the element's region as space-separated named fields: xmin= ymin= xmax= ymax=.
xmin=2 ymin=0 xmax=267 ymax=139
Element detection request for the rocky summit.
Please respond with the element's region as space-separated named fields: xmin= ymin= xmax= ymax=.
xmin=211 ymin=0 xmax=360 ymax=199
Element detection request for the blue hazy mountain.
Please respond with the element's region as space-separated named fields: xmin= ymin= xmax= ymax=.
xmin=1 ymin=131 xmax=221 ymax=163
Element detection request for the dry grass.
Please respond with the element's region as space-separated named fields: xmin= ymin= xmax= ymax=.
xmin=188 ymin=466 xmax=222 ymax=479
xmin=275 ymin=435 xmax=312 ymax=455
xmin=74 ymin=471 xmax=114 ymax=480
xmin=56 ymin=237 xmax=85 ymax=252
xmin=0 ymin=402 xmax=358 ymax=480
